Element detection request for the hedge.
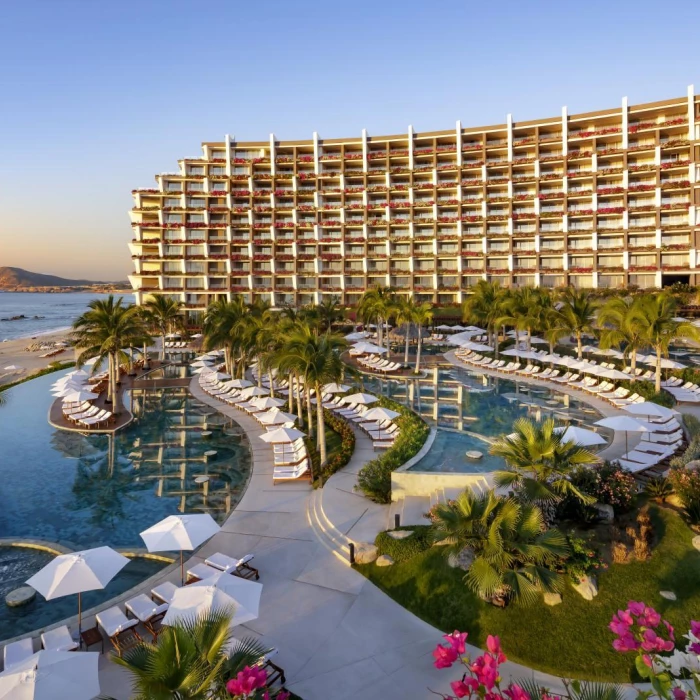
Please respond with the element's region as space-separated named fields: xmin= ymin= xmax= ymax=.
xmin=683 ymin=413 xmax=700 ymax=439
xmin=318 ymin=409 xmax=355 ymax=480
xmin=356 ymin=396 xmax=430 ymax=503
xmin=374 ymin=525 xmax=432 ymax=563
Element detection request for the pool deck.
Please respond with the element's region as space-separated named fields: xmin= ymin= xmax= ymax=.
xmin=47 ymin=362 xmax=188 ymax=434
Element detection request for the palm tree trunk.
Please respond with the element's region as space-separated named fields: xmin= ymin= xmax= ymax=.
xmin=316 ymin=384 xmax=327 ymax=465
xmin=630 ymin=351 xmax=637 ymax=384
xmin=404 ymin=326 xmax=410 ymax=365
xmin=306 ymin=387 xmax=314 ymax=439
xmin=295 ymin=374 xmax=303 ymax=426
xmin=257 ymin=357 xmax=263 ymax=389
xmin=111 ymin=352 xmax=119 ymax=412
xmin=416 ymin=327 xmax=423 ymax=373
xmin=576 ymin=332 xmax=583 ymax=360
xmin=527 ymin=328 xmax=532 ymax=351
xmin=268 ymin=370 xmax=274 ymax=397
xmin=161 ymin=332 xmax=166 ymax=361
xmin=655 ymin=345 xmax=662 ymax=393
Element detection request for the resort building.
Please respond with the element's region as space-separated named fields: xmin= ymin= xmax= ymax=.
xmin=129 ymin=87 xmax=700 ymax=322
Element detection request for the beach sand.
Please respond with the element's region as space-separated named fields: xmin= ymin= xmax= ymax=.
xmin=0 ymin=331 xmax=77 ymax=386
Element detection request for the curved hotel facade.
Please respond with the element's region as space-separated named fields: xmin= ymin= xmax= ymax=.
xmin=129 ymin=88 xmax=700 ymax=320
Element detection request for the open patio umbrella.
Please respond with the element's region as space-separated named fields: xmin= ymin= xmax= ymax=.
xmin=344 ymin=332 xmax=368 ymax=341
xmin=258 ymin=409 xmax=297 ymax=425
xmin=3 ymin=365 xmax=23 ymax=372
xmin=226 ymin=378 xmax=253 ymax=389
xmin=252 ymin=396 xmax=285 ymax=410
xmin=26 ymin=546 xmax=129 ymax=638
xmin=343 ymin=392 xmax=378 ymax=405
xmin=162 ymin=572 xmax=262 ymax=628
xmin=360 ymin=406 xmax=400 ymax=422
xmin=597 ymin=368 xmax=632 ymax=381
xmin=61 ymin=389 xmax=100 ymax=404
xmin=435 ymin=324 xmax=453 ymax=331
xmin=191 ymin=360 xmax=214 ymax=368
xmin=241 ymin=386 xmax=267 ymax=398
xmin=554 ymin=425 xmax=607 ymax=447
xmin=208 ymin=372 xmax=231 ymax=381
xmin=140 ymin=514 xmax=220 ymax=585
xmin=259 ymin=426 xmax=306 ymax=444
xmin=352 ymin=342 xmax=387 ymax=355
xmin=594 ymin=416 xmax=649 ymax=453
xmin=0 ymin=650 xmax=100 ymax=700
xmin=623 ymin=402 xmax=679 ymax=422
xmin=323 ymin=382 xmax=350 ymax=393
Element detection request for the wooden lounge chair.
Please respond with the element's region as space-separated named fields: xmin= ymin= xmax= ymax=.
xmin=41 ymin=625 xmax=78 ymax=652
xmin=96 ymin=607 xmax=142 ymax=656
xmin=125 ymin=594 xmax=169 ymax=639
xmin=205 ymin=552 xmax=260 ymax=580
xmin=151 ymin=581 xmax=179 ymax=606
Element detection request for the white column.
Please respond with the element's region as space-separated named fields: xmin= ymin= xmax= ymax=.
xmin=688 ymin=85 xmax=695 ymax=141
xmin=656 ymin=228 xmax=663 ymax=248
xmin=655 ymin=270 xmax=662 ymax=287
xmin=362 ymin=129 xmax=368 ymax=173
xmin=225 ymin=134 xmax=232 ymax=177
xmin=269 ymin=134 xmax=276 ymax=176
xmin=561 ymin=106 xmax=568 ymax=157
xmin=654 ymin=146 xmax=661 ymax=166
xmin=408 ymin=125 xmax=414 ymax=170
xmin=507 ymin=113 xmax=513 ymax=162
xmin=313 ymin=132 xmax=320 ymax=175
xmin=455 ymin=121 xmax=462 ymax=166
xmin=621 ymin=97 xmax=629 ymax=149
xmin=623 ymin=250 xmax=629 ymax=270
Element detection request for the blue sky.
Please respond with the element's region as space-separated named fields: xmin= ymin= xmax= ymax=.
xmin=1 ymin=0 xmax=699 ymax=279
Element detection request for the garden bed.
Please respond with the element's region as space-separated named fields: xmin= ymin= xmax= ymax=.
xmin=356 ymin=506 xmax=700 ymax=682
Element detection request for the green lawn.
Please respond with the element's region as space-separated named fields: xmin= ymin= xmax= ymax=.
xmin=356 ymin=506 xmax=700 ymax=682
xmin=325 ymin=425 xmax=343 ymax=458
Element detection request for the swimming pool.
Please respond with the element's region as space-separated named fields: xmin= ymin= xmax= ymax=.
xmin=362 ymin=365 xmax=604 ymax=473
xmin=0 ymin=370 xmax=252 ymax=639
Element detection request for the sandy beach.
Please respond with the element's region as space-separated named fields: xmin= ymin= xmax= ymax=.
xmin=0 ymin=330 xmax=77 ymax=386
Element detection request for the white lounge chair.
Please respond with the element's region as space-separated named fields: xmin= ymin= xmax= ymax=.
xmin=96 ymin=606 xmax=141 ymax=656
xmin=3 ymin=638 xmax=33 ymax=670
xmin=41 ymin=625 xmax=78 ymax=652
xmin=151 ymin=581 xmax=179 ymax=605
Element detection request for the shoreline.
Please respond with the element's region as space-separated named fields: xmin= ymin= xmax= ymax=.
xmin=0 ymin=330 xmax=76 ymax=386
xmin=1 ymin=325 xmax=72 ymax=343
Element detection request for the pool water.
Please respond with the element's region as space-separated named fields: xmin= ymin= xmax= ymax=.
xmin=362 ymin=366 xmax=602 ymax=473
xmin=142 ymin=363 xmax=195 ymax=380
xmin=0 ymin=370 xmax=252 ymax=639
xmin=0 ymin=547 xmax=165 ymax=639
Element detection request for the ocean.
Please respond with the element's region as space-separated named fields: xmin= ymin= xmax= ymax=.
xmin=0 ymin=292 xmax=130 ymax=342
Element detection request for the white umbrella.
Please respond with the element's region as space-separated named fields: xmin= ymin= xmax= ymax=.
xmin=26 ymin=546 xmax=129 ymax=637
xmin=555 ymin=425 xmax=607 ymax=447
xmin=61 ymin=389 xmax=100 ymax=403
xmin=163 ymin=572 xmax=262 ymax=628
xmin=597 ymin=368 xmax=631 ymax=380
xmin=451 ymin=325 xmax=467 ymax=331
xmin=191 ymin=360 xmax=214 ymax=368
xmin=594 ymin=416 xmax=649 ymax=453
xmin=323 ymin=383 xmax=350 ymax=393
xmin=226 ymin=378 xmax=253 ymax=389
xmin=623 ymin=402 xmax=679 ymax=422
xmin=3 ymin=364 xmax=23 ymax=371
xmin=0 ymin=650 xmax=100 ymax=700
xmin=259 ymin=426 xmax=306 ymax=444
xmin=241 ymin=386 xmax=267 ymax=398
xmin=352 ymin=342 xmax=387 ymax=355
xmin=252 ymin=396 xmax=285 ymax=410
xmin=209 ymin=372 xmax=231 ymax=381
xmin=360 ymin=406 xmax=400 ymax=422
xmin=343 ymin=392 xmax=378 ymax=405
xmin=258 ymin=409 xmax=297 ymax=425
xmin=435 ymin=324 xmax=453 ymax=331
xmin=191 ymin=333 xmax=203 ymax=339
xmin=344 ymin=332 xmax=368 ymax=341
xmin=140 ymin=514 xmax=220 ymax=585
xmin=529 ymin=337 xmax=548 ymax=345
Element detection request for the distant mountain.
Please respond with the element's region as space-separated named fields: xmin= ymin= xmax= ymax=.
xmin=0 ymin=267 xmax=116 ymax=288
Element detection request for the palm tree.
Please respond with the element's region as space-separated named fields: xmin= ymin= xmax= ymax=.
xmin=357 ymin=286 xmax=394 ymax=348
xmin=202 ymin=297 xmax=248 ymax=377
xmin=597 ymin=296 xmax=646 ymax=381
xmin=498 ymin=287 xmax=544 ymax=350
xmin=490 ymin=417 xmax=598 ymax=504
xmin=631 ymin=292 xmax=700 ymax=392
xmin=430 ymin=489 xmax=569 ymax=605
xmin=112 ymin=609 xmax=274 ymax=699
xmin=143 ymin=294 xmax=184 ymax=361
xmin=461 ymin=280 xmax=507 ymax=356
xmin=316 ymin=297 xmax=345 ymax=333
xmin=276 ymin=328 xmax=347 ymax=464
xmin=394 ymin=297 xmax=416 ymax=365
xmin=71 ymin=295 xmax=149 ymax=411
xmin=412 ymin=301 xmax=433 ymax=373
xmin=557 ymin=288 xmax=598 ymax=360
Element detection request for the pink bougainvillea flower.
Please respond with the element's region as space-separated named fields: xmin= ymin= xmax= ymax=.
xmin=671 ymin=688 xmax=687 ymax=700
xmin=612 ymin=632 xmax=640 ymax=653
xmin=444 ymin=631 xmax=468 ymax=655
xmin=663 ymin=620 xmax=675 ymax=641
xmin=471 ymin=653 xmax=500 ymax=690
xmin=609 ymin=613 xmax=632 ymax=636
xmin=640 ymin=606 xmax=661 ymax=629
xmin=690 ymin=621 xmax=700 ymax=637
xmin=627 ymin=601 xmax=646 ymax=617
xmin=433 ymin=642 xmax=459 ymax=669
xmin=451 ymin=679 xmax=477 ymax=698
xmin=503 ymin=683 xmax=531 ymax=700
xmin=641 ymin=629 xmax=675 ymax=653
xmin=226 ymin=666 xmax=268 ymax=696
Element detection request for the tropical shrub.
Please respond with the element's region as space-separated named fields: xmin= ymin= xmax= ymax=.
xmin=683 ymin=413 xmax=700 ymax=439
xmin=668 ymin=466 xmax=700 ymax=525
xmin=318 ymin=409 xmax=355 ymax=480
xmin=560 ymin=534 xmax=607 ymax=584
xmin=669 ymin=434 xmax=700 ymax=470
xmin=357 ymin=396 xmax=430 ymax=503
xmin=575 ymin=462 xmax=637 ymax=512
xmin=645 ymin=476 xmax=673 ymax=503
xmin=431 ymin=602 xmax=700 ymax=700
xmin=374 ymin=525 xmax=431 ymax=563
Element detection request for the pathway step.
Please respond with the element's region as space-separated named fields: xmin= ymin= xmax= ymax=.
xmin=305 ymin=488 xmax=353 ymax=566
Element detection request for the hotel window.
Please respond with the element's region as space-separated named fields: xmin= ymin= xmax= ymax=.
xmin=165 ymin=197 xmax=181 ymax=207
xmin=166 ymin=182 xmax=182 ymax=191
xmin=187 ymin=182 xmax=204 ymax=191
xmin=188 ymin=166 xmax=205 ymax=175
xmin=187 ymin=198 xmax=205 ymax=208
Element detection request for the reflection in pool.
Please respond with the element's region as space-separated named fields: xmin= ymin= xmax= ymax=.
xmin=362 ymin=365 xmax=604 ymax=473
xmin=0 ymin=370 xmax=251 ymax=639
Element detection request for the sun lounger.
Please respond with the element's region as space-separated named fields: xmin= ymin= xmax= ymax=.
xmin=40 ymin=625 xmax=78 ymax=652
xmin=151 ymin=581 xmax=179 ymax=606
xmin=96 ymin=607 xmax=141 ymax=656
xmin=3 ymin=638 xmax=34 ymax=670
xmin=205 ymin=552 xmax=259 ymax=580
xmin=273 ymin=460 xmax=310 ymax=482
xmin=125 ymin=594 xmax=169 ymax=638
